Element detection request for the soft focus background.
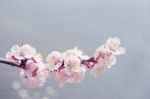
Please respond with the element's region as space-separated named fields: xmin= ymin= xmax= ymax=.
xmin=0 ymin=0 xmax=150 ymax=99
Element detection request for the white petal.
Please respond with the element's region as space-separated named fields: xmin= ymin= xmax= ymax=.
xmin=110 ymin=55 xmax=117 ymax=66
xmin=64 ymin=67 xmax=72 ymax=76
xmin=119 ymin=47 xmax=126 ymax=54
xmin=105 ymin=37 xmax=112 ymax=48
xmin=46 ymin=51 xmax=62 ymax=65
xmin=113 ymin=37 xmax=121 ymax=45
xmin=20 ymin=44 xmax=36 ymax=58
xmin=105 ymin=37 xmax=121 ymax=50
xmin=34 ymin=53 xmax=43 ymax=62
xmin=6 ymin=52 xmax=13 ymax=59
xmin=11 ymin=45 xmax=20 ymax=53
xmin=90 ymin=64 xmax=107 ymax=77
xmin=114 ymin=47 xmax=126 ymax=55
xmin=55 ymin=62 xmax=63 ymax=70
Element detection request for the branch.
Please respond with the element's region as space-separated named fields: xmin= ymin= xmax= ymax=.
xmin=0 ymin=58 xmax=21 ymax=68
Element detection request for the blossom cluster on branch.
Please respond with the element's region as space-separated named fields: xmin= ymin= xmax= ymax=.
xmin=0 ymin=37 xmax=126 ymax=88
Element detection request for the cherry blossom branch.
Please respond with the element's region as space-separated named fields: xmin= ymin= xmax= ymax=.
xmin=0 ymin=57 xmax=94 ymax=69
xmin=0 ymin=58 xmax=21 ymax=68
xmin=81 ymin=57 xmax=96 ymax=69
xmin=0 ymin=37 xmax=126 ymax=88
xmin=0 ymin=58 xmax=29 ymax=69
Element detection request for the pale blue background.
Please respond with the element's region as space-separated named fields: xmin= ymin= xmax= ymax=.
xmin=0 ymin=0 xmax=150 ymax=99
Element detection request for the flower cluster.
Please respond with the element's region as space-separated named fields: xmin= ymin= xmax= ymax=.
xmin=4 ymin=37 xmax=125 ymax=88
xmin=46 ymin=48 xmax=88 ymax=86
xmin=6 ymin=44 xmax=48 ymax=88
xmin=90 ymin=37 xmax=126 ymax=76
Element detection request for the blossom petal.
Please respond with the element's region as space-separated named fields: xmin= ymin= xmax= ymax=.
xmin=109 ymin=55 xmax=117 ymax=66
xmin=113 ymin=47 xmax=126 ymax=55
xmin=11 ymin=45 xmax=20 ymax=53
xmin=20 ymin=44 xmax=36 ymax=58
xmin=90 ymin=64 xmax=107 ymax=77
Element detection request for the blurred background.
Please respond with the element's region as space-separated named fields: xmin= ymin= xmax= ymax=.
xmin=0 ymin=0 xmax=150 ymax=99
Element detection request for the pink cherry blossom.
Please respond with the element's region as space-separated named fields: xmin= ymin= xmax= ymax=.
xmin=49 ymin=70 xmax=68 ymax=87
xmin=20 ymin=60 xmax=48 ymax=88
xmin=91 ymin=46 xmax=117 ymax=77
xmin=47 ymin=48 xmax=87 ymax=86
xmin=48 ymin=55 xmax=86 ymax=87
xmin=5 ymin=44 xmax=49 ymax=88
xmin=66 ymin=69 xmax=85 ymax=83
xmin=49 ymin=68 xmax=86 ymax=87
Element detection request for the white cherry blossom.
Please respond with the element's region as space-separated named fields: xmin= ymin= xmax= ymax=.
xmin=46 ymin=51 xmax=63 ymax=71
xmin=6 ymin=44 xmax=36 ymax=62
xmin=105 ymin=37 xmax=126 ymax=55
xmin=63 ymin=47 xmax=83 ymax=58
xmin=64 ymin=56 xmax=81 ymax=73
